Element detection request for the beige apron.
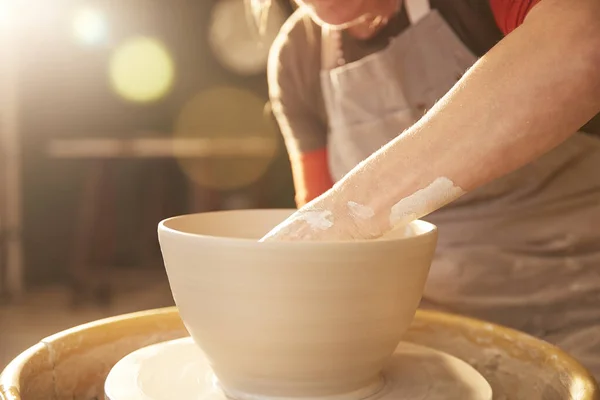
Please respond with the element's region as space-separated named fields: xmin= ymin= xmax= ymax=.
xmin=320 ymin=0 xmax=600 ymax=379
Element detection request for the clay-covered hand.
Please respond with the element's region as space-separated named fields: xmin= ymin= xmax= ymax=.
xmin=259 ymin=191 xmax=383 ymax=242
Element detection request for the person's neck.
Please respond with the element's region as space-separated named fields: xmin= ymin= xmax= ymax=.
xmin=346 ymin=0 xmax=399 ymax=40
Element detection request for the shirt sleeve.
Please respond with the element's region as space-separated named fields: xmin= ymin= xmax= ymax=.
xmin=489 ymin=0 xmax=544 ymax=35
xmin=267 ymin=11 xmax=333 ymax=206
xmin=288 ymin=149 xmax=334 ymax=207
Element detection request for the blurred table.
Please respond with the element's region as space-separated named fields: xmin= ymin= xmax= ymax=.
xmin=47 ymin=136 xmax=276 ymax=306
xmin=47 ymin=137 xmax=276 ymax=159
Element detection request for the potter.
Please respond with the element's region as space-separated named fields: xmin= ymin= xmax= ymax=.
xmin=263 ymin=0 xmax=600 ymax=379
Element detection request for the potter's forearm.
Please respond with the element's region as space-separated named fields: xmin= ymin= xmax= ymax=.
xmin=336 ymin=0 xmax=600 ymax=232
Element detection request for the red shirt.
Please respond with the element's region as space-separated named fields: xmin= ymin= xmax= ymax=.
xmin=490 ymin=0 xmax=543 ymax=35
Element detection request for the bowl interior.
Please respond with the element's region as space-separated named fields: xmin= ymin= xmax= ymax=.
xmin=161 ymin=209 xmax=294 ymax=239
xmin=160 ymin=209 xmax=436 ymax=242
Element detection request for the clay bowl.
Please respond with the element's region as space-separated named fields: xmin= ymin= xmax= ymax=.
xmin=158 ymin=209 xmax=437 ymax=400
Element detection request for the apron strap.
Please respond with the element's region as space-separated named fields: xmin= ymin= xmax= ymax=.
xmin=405 ymin=0 xmax=431 ymax=25
xmin=321 ymin=25 xmax=339 ymax=71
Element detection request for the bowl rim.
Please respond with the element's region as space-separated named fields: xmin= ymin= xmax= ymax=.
xmin=157 ymin=209 xmax=437 ymax=247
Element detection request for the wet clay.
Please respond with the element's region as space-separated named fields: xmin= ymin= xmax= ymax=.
xmin=157 ymin=209 xmax=438 ymax=399
xmin=105 ymin=337 xmax=492 ymax=400
xmin=389 ymin=177 xmax=465 ymax=229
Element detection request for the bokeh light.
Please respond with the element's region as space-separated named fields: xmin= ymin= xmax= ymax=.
xmin=175 ymin=86 xmax=279 ymax=190
xmin=109 ymin=36 xmax=174 ymax=103
xmin=208 ymin=0 xmax=286 ymax=75
xmin=72 ymin=7 xmax=108 ymax=45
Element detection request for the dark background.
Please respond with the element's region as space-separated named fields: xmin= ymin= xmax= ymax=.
xmin=13 ymin=0 xmax=297 ymax=285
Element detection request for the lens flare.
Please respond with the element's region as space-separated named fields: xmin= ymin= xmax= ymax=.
xmin=109 ymin=36 xmax=174 ymax=103
xmin=174 ymin=86 xmax=278 ymax=190
xmin=72 ymin=7 xmax=107 ymax=45
xmin=208 ymin=0 xmax=286 ymax=75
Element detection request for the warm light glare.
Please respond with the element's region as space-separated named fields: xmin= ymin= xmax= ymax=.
xmin=0 ymin=0 xmax=62 ymax=30
xmin=0 ymin=0 xmax=14 ymax=28
xmin=72 ymin=7 xmax=107 ymax=45
xmin=109 ymin=36 xmax=175 ymax=103
xmin=569 ymin=376 xmax=587 ymax=399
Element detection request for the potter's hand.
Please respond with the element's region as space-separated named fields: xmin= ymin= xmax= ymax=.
xmin=260 ymin=191 xmax=383 ymax=242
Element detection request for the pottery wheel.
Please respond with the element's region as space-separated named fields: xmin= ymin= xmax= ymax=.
xmin=105 ymin=337 xmax=492 ymax=400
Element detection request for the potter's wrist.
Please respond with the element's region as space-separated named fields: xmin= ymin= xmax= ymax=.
xmin=322 ymin=183 xmax=388 ymax=240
